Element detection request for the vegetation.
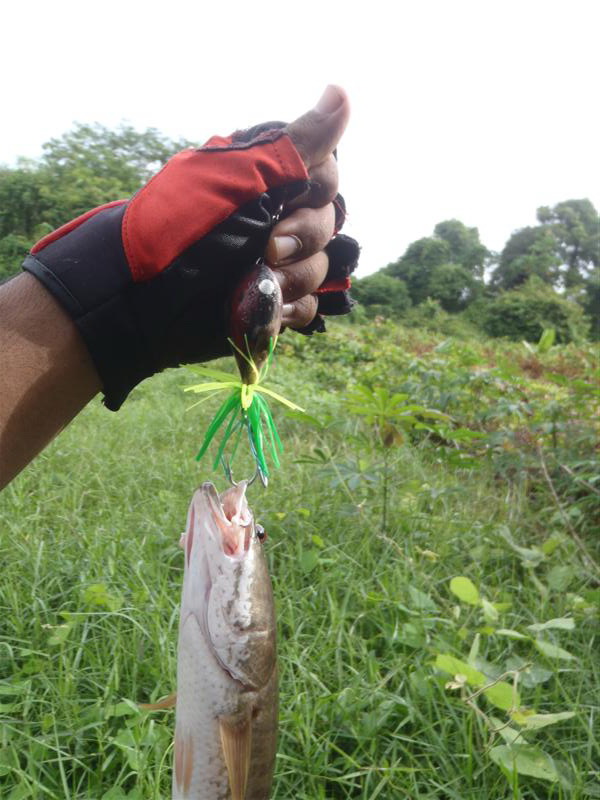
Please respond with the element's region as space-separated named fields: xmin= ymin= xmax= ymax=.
xmin=355 ymin=201 xmax=598 ymax=341
xmin=1 ymin=317 xmax=598 ymax=799
xmin=481 ymin=278 xmax=590 ymax=344
xmin=0 ymin=123 xmax=598 ymax=798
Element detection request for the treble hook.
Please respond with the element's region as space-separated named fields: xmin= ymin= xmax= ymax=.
xmin=221 ymin=457 xmax=268 ymax=489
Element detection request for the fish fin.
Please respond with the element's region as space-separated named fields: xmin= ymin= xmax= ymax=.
xmin=139 ymin=692 xmax=177 ymax=711
xmin=174 ymin=727 xmax=184 ymax=793
xmin=183 ymin=732 xmax=194 ymax=794
xmin=219 ymin=711 xmax=252 ymax=800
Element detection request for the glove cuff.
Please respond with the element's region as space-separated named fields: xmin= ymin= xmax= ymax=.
xmin=23 ymin=203 xmax=153 ymax=410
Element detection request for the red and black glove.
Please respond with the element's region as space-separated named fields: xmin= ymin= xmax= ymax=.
xmin=23 ymin=126 xmax=359 ymax=410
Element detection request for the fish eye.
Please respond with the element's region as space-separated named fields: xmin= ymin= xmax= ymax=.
xmin=255 ymin=524 xmax=266 ymax=542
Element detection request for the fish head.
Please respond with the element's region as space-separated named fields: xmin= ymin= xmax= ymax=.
xmin=180 ymin=481 xmax=276 ymax=689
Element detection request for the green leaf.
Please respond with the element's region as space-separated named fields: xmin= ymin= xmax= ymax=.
xmin=527 ymin=617 xmax=575 ymax=633
xmin=48 ymin=624 xmax=72 ymax=646
xmin=489 ymin=716 xmax=524 ymax=746
xmin=8 ymin=785 xmax=31 ymax=800
xmin=112 ymin=727 xmax=139 ymax=771
xmin=547 ymin=565 xmax=575 ymax=591
xmin=495 ymin=629 xmax=528 ymax=640
xmin=540 ymin=534 xmax=563 ymax=556
xmin=408 ymin=585 xmax=438 ymax=612
xmin=468 ymin=633 xmax=480 ymax=665
xmin=504 ymin=657 xmax=553 ymax=688
xmin=449 ymin=576 xmax=480 ymax=605
xmin=300 ymin=550 xmax=319 ymax=574
xmin=0 ymin=681 xmax=30 ymax=696
xmin=490 ymin=744 xmax=569 ymax=787
xmin=537 ymin=327 xmax=556 ymax=353
xmin=435 ymin=654 xmax=485 ymax=686
xmin=446 ymin=427 xmax=488 ymax=441
xmin=101 ymin=789 xmax=129 ymax=800
xmin=106 ymin=700 xmax=141 ymax=718
xmin=83 ymin=583 xmax=122 ymax=612
xmin=435 ymin=654 xmax=519 ymax=709
xmin=497 ymin=527 xmax=545 ymax=566
xmin=510 ymin=709 xmax=576 ymax=730
xmin=535 ymin=638 xmax=576 ymax=661
xmin=483 ymin=682 xmax=518 ymax=711
xmin=481 ymin=598 xmax=500 ymax=622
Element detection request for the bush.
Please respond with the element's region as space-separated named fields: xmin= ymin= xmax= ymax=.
xmin=482 ymin=278 xmax=589 ymax=343
xmin=352 ymin=273 xmax=411 ymax=317
xmin=0 ymin=233 xmax=31 ymax=282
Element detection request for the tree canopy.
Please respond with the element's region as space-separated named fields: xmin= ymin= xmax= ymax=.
xmin=490 ymin=199 xmax=599 ymax=292
xmin=384 ymin=220 xmax=487 ymax=311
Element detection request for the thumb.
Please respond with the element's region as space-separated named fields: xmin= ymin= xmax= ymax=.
xmin=286 ymin=85 xmax=350 ymax=170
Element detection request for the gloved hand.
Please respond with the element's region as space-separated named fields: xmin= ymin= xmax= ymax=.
xmin=23 ymin=86 xmax=359 ymax=410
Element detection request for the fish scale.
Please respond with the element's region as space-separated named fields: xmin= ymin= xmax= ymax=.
xmin=172 ymin=482 xmax=277 ymax=799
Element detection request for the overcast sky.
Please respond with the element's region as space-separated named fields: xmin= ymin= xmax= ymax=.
xmin=2 ymin=0 xmax=598 ymax=277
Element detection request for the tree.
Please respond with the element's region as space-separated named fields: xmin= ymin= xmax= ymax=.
xmin=490 ymin=200 xmax=599 ymax=293
xmin=490 ymin=226 xmax=561 ymax=290
xmin=385 ymin=221 xmax=488 ymax=308
xmin=536 ymin=199 xmax=599 ymax=288
xmin=0 ymin=164 xmax=46 ymax=238
xmin=433 ymin=219 xmax=489 ymax=279
xmin=352 ymin=273 xmax=411 ymax=316
xmin=385 ymin=237 xmax=451 ymax=305
xmin=581 ymin=267 xmax=600 ymax=340
xmin=427 ymin=262 xmax=478 ymax=312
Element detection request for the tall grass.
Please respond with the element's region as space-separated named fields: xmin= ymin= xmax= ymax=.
xmin=1 ymin=320 xmax=598 ymax=799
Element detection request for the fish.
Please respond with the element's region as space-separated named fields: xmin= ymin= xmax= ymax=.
xmin=172 ymin=480 xmax=277 ymax=800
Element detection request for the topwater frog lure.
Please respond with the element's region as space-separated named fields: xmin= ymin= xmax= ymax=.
xmin=185 ymin=261 xmax=303 ymax=487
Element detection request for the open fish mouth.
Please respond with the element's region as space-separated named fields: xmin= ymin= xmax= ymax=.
xmin=201 ymin=481 xmax=253 ymax=557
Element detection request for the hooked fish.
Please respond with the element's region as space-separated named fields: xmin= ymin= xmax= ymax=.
xmin=172 ymin=481 xmax=277 ymax=800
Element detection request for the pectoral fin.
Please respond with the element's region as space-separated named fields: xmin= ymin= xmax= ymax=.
xmin=139 ymin=692 xmax=177 ymax=711
xmin=219 ymin=711 xmax=252 ymax=800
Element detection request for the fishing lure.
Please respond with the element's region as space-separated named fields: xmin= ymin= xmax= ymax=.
xmin=185 ymin=337 xmax=303 ymax=485
xmin=185 ymin=261 xmax=303 ymax=485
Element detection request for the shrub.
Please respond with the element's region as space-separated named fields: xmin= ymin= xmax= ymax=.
xmin=482 ymin=278 xmax=589 ymax=343
xmin=352 ymin=273 xmax=411 ymax=317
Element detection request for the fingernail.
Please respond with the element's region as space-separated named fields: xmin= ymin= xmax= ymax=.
xmin=315 ymin=85 xmax=343 ymax=114
xmin=272 ymin=235 xmax=302 ymax=264
xmin=282 ymin=303 xmax=294 ymax=322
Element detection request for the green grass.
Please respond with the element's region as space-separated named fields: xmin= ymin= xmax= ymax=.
xmin=1 ymin=320 xmax=598 ymax=799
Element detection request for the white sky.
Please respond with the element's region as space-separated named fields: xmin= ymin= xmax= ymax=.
xmin=1 ymin=0 xmax=598 ymax=277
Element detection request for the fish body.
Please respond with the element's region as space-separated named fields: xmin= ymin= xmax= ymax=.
xmin=173 ymin=481 xmax=277 ymax=800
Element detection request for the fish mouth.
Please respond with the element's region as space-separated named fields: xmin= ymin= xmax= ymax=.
xmin=201 ymin=482 xmax=253 ymax=557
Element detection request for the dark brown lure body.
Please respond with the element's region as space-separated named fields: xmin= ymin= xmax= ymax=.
xmin=229 ymin=261 xmax=282 ymax=384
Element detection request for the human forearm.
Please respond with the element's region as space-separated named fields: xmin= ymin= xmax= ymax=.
xmin=0 ymin=273 xmax=101 ymax=489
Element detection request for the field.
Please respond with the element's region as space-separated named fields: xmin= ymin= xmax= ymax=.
xmin=1 ymin=318 xmax=598 ymax=799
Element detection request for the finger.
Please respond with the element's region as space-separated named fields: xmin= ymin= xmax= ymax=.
xmin=281 ymin=294 xmax=318 ymax=329
xmin=273 ymin=251 xmax=329 ymax=302
xmin=265 ymin=204 xmax=335 ymax=266
xmin=286 ymin=155 xmax=339 ymax=211
xmin=286 ymin=85 xmax=350 ymax=170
